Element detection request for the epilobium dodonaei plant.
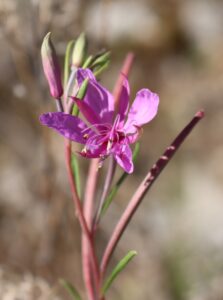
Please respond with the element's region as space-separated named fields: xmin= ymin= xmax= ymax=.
xmin=40 ymin=68 xmax=159 ymax=173
xmin=39 ymin=32 xmax=204 ymax=300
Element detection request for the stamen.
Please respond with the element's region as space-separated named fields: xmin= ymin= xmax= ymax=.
xmin=86 ymin=132 xmax=107 ymax=147
xmin=115 ymin=132 xmax=120 ymax=142
xmin=81 ymin=147 xmax=87 ymax=155
xmin=98 ymin=154 xmax=108 ymax=168
xmin=110 ymin=115 xmax=120 ymax=135
xmin=106 ymin=139 xmax=113 ymax=153
xmin=105 ymin=115 xmax=121 ymax=153
xmin=81 ymin=122 xmax=112 ymax=133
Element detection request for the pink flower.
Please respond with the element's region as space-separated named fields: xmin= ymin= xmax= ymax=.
xmin=40 ymin=69 xmax=159 ymax=173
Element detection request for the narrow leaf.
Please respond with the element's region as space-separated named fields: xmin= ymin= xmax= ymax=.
xmin=101 ymin=143 xmax=140 ymax=216
xmin=71 ymin=153 xmax=81 ymax=197
xmin=64 ymin=40 xmax=75 ymax=87
xmin=60 ymin=279 xmax=82 ymax=300
xmin=102 ymin=250 xmax=137 ymax=295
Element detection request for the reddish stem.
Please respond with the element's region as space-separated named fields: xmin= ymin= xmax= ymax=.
xmin=113 ymin=52 xmax=134 ymax=108
xmin=100 ymin=110 xmax=204 ymax=277
xmin=63 ymin=68 xmax=100 ymax=299
xmin=84 ymin=159 xmax=100 ymax=230
xmin=82 ymin=236 xmax=96 ymax=300
xmin=64 ymin=140 xmax=99 ymax=298
xmin=63 ymin=65 xmax=100 ymax=299
xmin=94 ymin=157 xmax=116 ymax=228
xmin=82 ymin=158 xmax=100 ymax=299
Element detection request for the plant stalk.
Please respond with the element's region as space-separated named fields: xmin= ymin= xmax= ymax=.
xmin=82 ymin=158 xmax=100 ymax=299
xmin=65 ymin=140 xmax=99 ymax=299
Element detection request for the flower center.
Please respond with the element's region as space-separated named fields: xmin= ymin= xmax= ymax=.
xmin=80 ymin=115 xmax=127 ymax=157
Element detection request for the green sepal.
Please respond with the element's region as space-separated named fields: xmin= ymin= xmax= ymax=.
xmin=77 ymin=78 xmax=89 ymax=99
xmin=102 ymin=250 xmax=137 ymax=295
xmin=101 ymin=142 xmax=140 ymax=216
xmin=93 ymin=60 xmax=110 ymax=78
xmin=91 ymin=51 xmax=110 ymax=68
xmin=82 ymin=51 xmax=110 ymax=75
xmin=82 ymin=55 xmax=94 ymax=69
xmin=72 ymin=78 xmax=89 ymax=116
xmin=60 ymin=279 xmax=82 ymax=300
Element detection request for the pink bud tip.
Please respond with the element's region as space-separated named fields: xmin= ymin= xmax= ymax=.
xmin=41 ymin=32 xmax=63 ymax=99
xmin=195 ymin=110 xmax=205 ymax=118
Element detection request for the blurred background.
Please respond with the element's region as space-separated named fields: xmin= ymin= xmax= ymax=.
xmin=0 ymin=0 xmax=223 ymax=299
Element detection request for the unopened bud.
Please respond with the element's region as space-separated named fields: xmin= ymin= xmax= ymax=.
xmin=41 ymin=32 xmax=63 ymax=98
xmin=72 ymin=33 xmax=87 ymax=67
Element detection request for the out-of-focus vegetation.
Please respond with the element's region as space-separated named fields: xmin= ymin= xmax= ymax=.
xmin=0 ymin=0 xmax=223 ymax=299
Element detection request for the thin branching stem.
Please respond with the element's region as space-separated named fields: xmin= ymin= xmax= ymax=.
xmin=84 ymin=159 xmax=100 ymax=230
xmin=113 ymin=52 xmax=134 ymax=108
xmin=65 ymin=140 xmax=99 ymax=299
xmin=82 ymin=158 xmax=100 ymax=299
xmin=94 ymin=157 xmax=116 ymax=228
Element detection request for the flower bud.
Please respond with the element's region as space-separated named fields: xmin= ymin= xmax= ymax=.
xmin=41 ymin=32 xmax=63 ymax=98
xmin=72 ymin=33 xmax=87 ymax=67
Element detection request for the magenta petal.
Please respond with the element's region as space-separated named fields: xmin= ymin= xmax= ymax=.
xmin=124 ymin=89 xmax=159 ymax=133
xmin=39 ymin=112 xmax=92 ymax=144
xmin=76 ymin=68 xmax=114 ymax=123
xmin=114 ymin=144 xmax=134 ymax=174
xmin=77 ymin=68 xmax=95 ymax=81
xmin=72 ymin=97 xmax=102 ymax=125
xmin=117 ymin=75 xmax=130 ymax=125
xmin=126 ymin=126 xmax=142 ymax=144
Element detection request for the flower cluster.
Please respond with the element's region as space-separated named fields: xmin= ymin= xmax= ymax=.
xmin=40 ymin=68 xmax=159 ymax=173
